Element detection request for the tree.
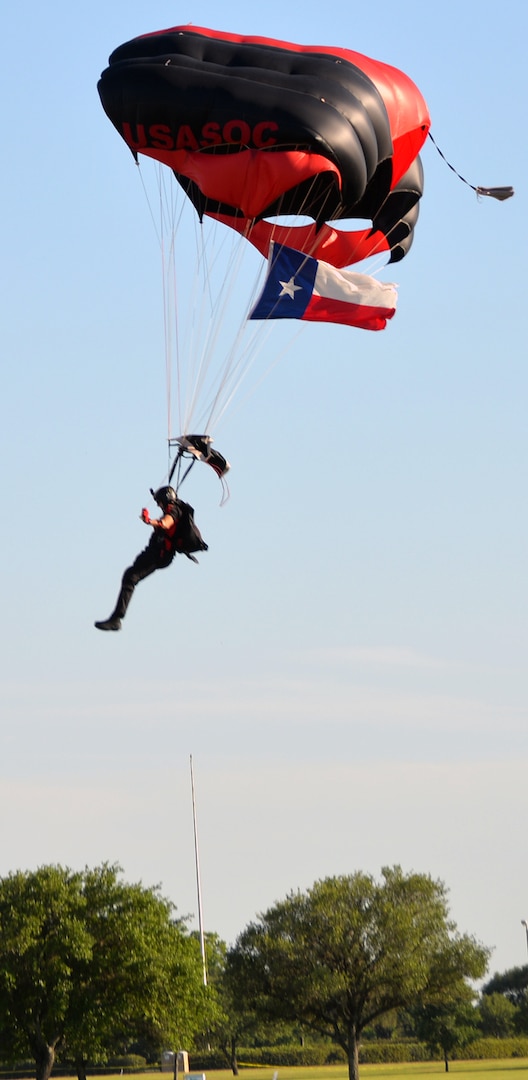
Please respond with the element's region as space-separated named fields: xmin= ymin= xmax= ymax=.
xmin=0 ymin=864 xmax=211 ymax=1080
xmin=197 ymin=932 xmax=285 ymax=1075
xmin=227 ymin=866 xmax=490 ymax=1080
xmin=477 ymin=991 xmax=517 ymax=1038
xmin=481 ymin=965 xmax=528 ymax=1035
xmin=411 ymin=985 xmax=479 ymax=1072
xmin=482 ymin=964 xmax=528 ymax=1007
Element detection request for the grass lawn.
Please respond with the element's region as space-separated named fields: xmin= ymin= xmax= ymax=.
xmin=180 ymin=1064 xmax=528 ymax=1078
xmin=99 ymin=1064 xmax=528 ymax=1080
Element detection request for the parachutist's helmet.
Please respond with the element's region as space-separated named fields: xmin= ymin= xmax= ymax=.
xmin=154 ymin=486 xmax=177 ymax=509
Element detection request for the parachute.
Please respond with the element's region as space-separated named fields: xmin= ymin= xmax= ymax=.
xmin=98 ymin=25 xmax=431 ymax=269
xmin=98 ymin=25 xmax=514 ymax=496
xmin=98 ymin=25 xmax=434 ymax=487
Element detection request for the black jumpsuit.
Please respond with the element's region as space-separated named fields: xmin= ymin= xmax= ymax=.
xmin=110 ymin=508 xmax=180 ymax=621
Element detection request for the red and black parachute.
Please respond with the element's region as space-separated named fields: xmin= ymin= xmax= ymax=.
xmin=98 ymin=25 xmax=431 ymax=268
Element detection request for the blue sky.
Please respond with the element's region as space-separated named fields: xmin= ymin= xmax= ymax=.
xmin=1 ymin=0 xmax=527 ymax=985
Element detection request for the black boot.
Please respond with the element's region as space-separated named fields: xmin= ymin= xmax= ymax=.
xmin=94 ymin=617 xmax=122 ymax=632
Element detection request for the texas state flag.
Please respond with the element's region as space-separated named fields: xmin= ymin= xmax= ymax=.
xmin=249 ymin=242 xmax=397 ymax=331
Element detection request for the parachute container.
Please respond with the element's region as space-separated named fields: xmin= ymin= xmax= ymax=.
xmin=173 ymin=435 xmax=231 ymax=479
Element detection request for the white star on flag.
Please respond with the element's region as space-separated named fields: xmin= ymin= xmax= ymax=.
xmin=278 ymin=276 xmax=302 ymax=299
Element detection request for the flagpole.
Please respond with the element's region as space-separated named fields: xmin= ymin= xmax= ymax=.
xmin=190 ymin=754 xmax=207 ymax=986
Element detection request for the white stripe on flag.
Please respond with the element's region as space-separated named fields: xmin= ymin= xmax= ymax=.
xmin=313 ymin=263 xmax=398 ymax=310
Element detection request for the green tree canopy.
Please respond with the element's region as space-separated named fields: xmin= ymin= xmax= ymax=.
xmin=477 ymin=991 xmax=517 ymax=1038
xmin=196 ymin=931 xmax=288 ymax=1075
xmin=227 ymin=866 xmax=490 ymax=1080
xmin=482 ymin=964 xmax=528 ymax=1006
xmin=0 ymin=864 xmax=212 ymax=1080
xmin=411 ymin=983 xmax=479 ymax=1072
xmin=481 ymin=964 xmax=528 ymax=1035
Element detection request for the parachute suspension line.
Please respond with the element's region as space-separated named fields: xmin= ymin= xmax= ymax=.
xmin=167 ymin=445 xmax=196 ymax=491
xmin=151 ymin=165 xmax=280 ymax=442
xmin=428 ymin=133 xmax=514 ymax=201
xmin=196 ymin=204 xmax=310 ymax=433
xmin=263 ymin=173 xmax=345 ymax=262
xmin=180 ymin=210 xmax=263 ymax=434
xmin=167 ymin=438 xmax=174 ymax=487
xmin=157 ymin=165 xmax=189 ymax=439
xmin=180 ymin=212 xmax=226 ymax=431
xmin=202 ymin=314 xmax=275 ymax=432
xmin=167 ymin=203 xmax=207 ymax=434
xmin=137 ymin=161 xmax=186 ymax=441
xmin=200 ymin=172 xmax=362 ymax=431
xmin=151 ymin=164 xmax=244 ymax=442
xmin=136 ymin=159 xmax=163 ymax=242
xmin=251 ymin=173 xmax=396 ymax=278
xmin=138 ymin=164 xmax=333 ymax=447
xmin=182 ymin=209 xmax=216 ymax=430
xmin=219 ymin=323 xmax=305 ymax=431
xmin=159 ymin=173 xmax=173 ymax=441
xmin=193 ymin=166 xmax=346 ymax=433
xmin=196 ymin=227 xmax=267 ymax=431
xmin=163 ymin=191 xmax=254 ymax=436
xmin=207 ymin=225 xmax=307 ymax=430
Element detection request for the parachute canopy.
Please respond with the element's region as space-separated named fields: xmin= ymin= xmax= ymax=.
xmin=98 ymin=25 xmax=431 ymax=267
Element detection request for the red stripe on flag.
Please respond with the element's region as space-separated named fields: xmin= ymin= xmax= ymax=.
xmin=303 ymin=296 xmax=396 ymax=331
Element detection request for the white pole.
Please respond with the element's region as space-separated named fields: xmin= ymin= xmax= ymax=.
xmin=190 ymin=754 xmax=207 ymax=986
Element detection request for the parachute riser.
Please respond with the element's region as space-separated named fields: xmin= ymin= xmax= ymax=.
xmin=167 ymin=440 xmax=194 ymax=493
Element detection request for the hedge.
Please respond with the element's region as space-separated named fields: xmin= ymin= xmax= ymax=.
xmin=358 ymin=1043 xmax=430 ymax=1064
xmin=3 ymin=1038 xmax=528 ymax=1077
xmin=190 ymin=1038 xmax=528 ymax=1070
xmin=455 ymin=1037 xmax=528 ymax=1060
xmin=107 ymin=1058 xmax=147 ymax=1069
xmin=190 ymin=1047 xmax=344 ymax=1070
xmin=190 ymin=1044 xmax=429 ymax=1068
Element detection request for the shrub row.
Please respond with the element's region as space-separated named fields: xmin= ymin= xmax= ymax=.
xmin=190 ymin=1044 xmax=430 ymax=1068
xmin=190 ymin=1038 xmax=528 ymax=1069
xmin=190 ymin=1046 xmax=346 ymax=1070
xmin=358 ymin=1042 xmax=430 ymax=1064
xmin=106 ymin=1059 xmax=147 ymax=1069
xmin=455 ymin=1036 xmax=528 ymax=1060
xmin=0 ymin=1071 xmax=156 ymax=1079
xmin=188 ymin=1045 xmax=336 ymax=1071
xmin=0 ymin=1058 xmax=151 ymax=1078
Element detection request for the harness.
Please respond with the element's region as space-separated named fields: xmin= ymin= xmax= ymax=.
xmin=150 ymin=500 xmax=208 ymax=563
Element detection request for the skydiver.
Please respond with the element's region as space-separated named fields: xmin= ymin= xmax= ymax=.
xmin=94 ymin=486 xmax=207 ymax=631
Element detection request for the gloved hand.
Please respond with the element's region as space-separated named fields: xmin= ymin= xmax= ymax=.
xmin=141 ymin=508 xmax=150 ymax=523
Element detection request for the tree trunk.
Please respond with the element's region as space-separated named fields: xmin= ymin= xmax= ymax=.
xmin=444 ymin=1053 xmax=449 ymax=1072
xmin=222 ymin=1035 xmax=239 ymax=1076
xmin=75 ymin=1057 xmax=88 ymax=1080
xmin=230 ymin=1035 xmax=239 ymax=1076
xmin=347 ymin=1030 xmax=360 ymax=1080
xmin=34 ymin=1042 xmax=56 ymax=1080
